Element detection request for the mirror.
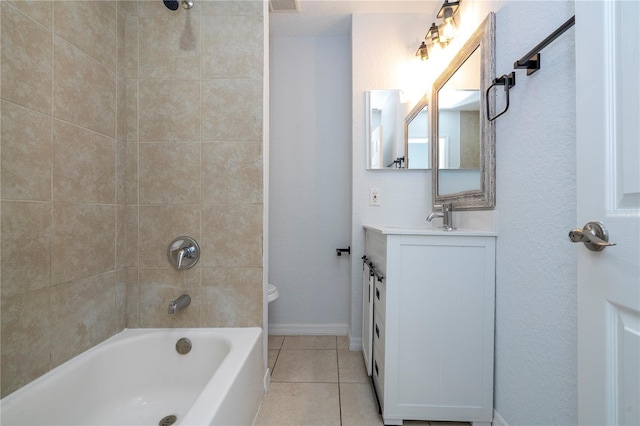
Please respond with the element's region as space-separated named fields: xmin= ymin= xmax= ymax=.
xmin=366 ymin=90 xmax=430 ymax=170
xmin=405 ymin=95 xmax=430 ymax=169
xmin=431 ymin=12 xmax=496 ymax=209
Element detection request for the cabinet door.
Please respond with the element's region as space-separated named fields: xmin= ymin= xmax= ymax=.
xmin=386 ymin=235 xmax=495 ymax=421
xmin=362 ymin=262 xmax=374 ymax=376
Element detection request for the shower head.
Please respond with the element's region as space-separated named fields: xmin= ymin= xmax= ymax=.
xmin=163 ymin=0 xmax=179 ymax=10
xmin=163 ymin=0 xmax=194 ymax=10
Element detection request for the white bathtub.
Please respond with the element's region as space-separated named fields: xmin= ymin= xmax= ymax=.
xmin=1 ymin=328 xmax=265 ymax=426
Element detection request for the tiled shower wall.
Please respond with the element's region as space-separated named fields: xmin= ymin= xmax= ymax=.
xmin=123 ymin=0 xmax=264 ymax=329
xmin=0 ymin=0 xmax=264 ymax=398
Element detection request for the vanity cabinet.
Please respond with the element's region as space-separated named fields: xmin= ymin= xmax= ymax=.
xmin=363 ymin=225 xmax=496 ymax=426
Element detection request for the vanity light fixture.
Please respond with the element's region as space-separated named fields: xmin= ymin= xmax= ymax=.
xmin=437 ymin=0 xmax=460 ymax=43
xmin=416 ymin=41 xmax=429 ymax=61
xmin=428 ymin=22 xmax=442 ymax=46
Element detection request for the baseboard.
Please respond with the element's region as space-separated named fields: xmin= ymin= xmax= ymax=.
xmin=267 ymin=323 xmax=349 ymax=336
xmin=492 ymin=409 xmax=508 ymax=426
xmin=348 ymin=337 xmax=362 ymax=351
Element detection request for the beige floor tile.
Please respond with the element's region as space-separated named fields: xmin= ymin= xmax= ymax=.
xmin=268 ymin=334 xmax=284 ymax=350
xmin=268 ymin=349 xmax=279 ymax=372
xmin=255 ymin=382 xmax=341 ymax=426
xmin=271 ymin=349 xmax=338 ymax=383
xmin=282 ymin=335 xmax=337 ymax=349
xmin=339 ymin=382 xmax=383 ymax=426
xmin=337 ymin=335 xmax=349 ymax=350
xmin=338 ymin=350 xmax=369 ymax=383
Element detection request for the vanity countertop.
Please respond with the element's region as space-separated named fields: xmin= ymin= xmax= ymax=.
xmin=363 ymin=224 xmax=497 ymax=237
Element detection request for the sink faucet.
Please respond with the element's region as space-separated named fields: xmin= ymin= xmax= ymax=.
xmin=426 ymin=203 xmax=455 ymax=231
xmin=168 ymin=294 xmax=191 ymax=315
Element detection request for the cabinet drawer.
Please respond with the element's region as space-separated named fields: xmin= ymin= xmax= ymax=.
xmin=373 ymin=308 xmax=385 ymax=361
xmin=373 ymin=278 xmax=386 ymax=321
xmin=372 ymin=346 xmax=385 ymax=406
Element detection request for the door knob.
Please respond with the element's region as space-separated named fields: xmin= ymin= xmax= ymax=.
xmin=568 ymin=221 xmax=616 ymax=252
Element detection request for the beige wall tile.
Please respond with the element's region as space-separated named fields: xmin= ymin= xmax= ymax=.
xmin=139 ymin=142 xmax=201 ymax=205
xmin=54 ymin=1 xmax=117 ymax=71
xmin=53 ymin=37 xmax=116 ymax=138
xmin=118 ymin=1 xmax=138 ymax=16
xmin=139 ymin=15 xmax=200 ymax=79
xmin=115 ymin=269 xmax=127 ymax=331
xmin=7 ymin=0 xmax=53 ymax=29
xmin=201 ymin=0 xmax=262 ymax=17
xmin=139 ymin=285 xmax=201 ymax=328
xmin=138 ymin=205 xmax=200 ymax=267
xmin=1 ymin=101 xmax=52 ymax=201
xmin=50 ymin=272 xmax=117 ymax=367
xmin=139 ymin=266 xmax=186 ymax=289
xmin=125 ymin=16 xmax=139 ymax=79
xmin=200 ymin=203 xmax=262 ymax=267
xmin=1 ymin=201 xmax=52 ymax=298
xmin=125 ymin=205 xmax=139 ymax=267
xmin=201 ymin=141 xmax=262 ymax=204
xmin=201 ymin=78 xmax=262 ymax=141
xmin=0 ymin=289 xmax=52 ymax=397
xmin=138 ymin=80 xmax=200 ymax=141
xmin=125 ymin=143 xmax=139 ymax=204
xmin=1 ymin=3 xmax=52 ymax=114
xmin=200 ymin=267 xmax=262 ymax=327
xmin=125 ymin=80 xmax=138 ymax=142
xmin=116 ymin=206 xmax=126 ymax=269
xmin=116 ymin=139 xmax=127 ymax=204
xmin=52 ymin=203 xmax=116 ymax=284
xmin=201 ymin=15 xmax=262 ymax=79
xmin=53 ymin=120 xmax=115 ymax=204
xmin=125 ymin=267 xmax=140 ymax=327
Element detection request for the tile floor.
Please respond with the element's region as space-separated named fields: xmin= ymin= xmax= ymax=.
xmin=255 ymin=335 xmax=471 ymax=426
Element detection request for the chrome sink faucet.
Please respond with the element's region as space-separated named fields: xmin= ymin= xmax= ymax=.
xmin=426 ymin=203 xmax=455 ymax=231
xmin=168 ymin=294 xmax=191 ymax=315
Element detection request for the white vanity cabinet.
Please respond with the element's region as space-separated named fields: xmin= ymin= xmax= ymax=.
xmin=363 ymin=225 xmax=496 ymax=426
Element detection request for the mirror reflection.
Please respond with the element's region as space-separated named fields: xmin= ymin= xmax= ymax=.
xmin=431 ymin=12 xmax=496 ymax=209
xmin=367 ymin=90 xmax=430 ymax=170
xmin=405 ymin=95 xmax=430 ymax=169
xmin=437 ymin=46 xmax=481 ymax=193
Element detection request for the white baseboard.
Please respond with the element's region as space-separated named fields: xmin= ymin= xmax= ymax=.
xmin=267 ymin=323 xmax=349 ymax=336
xmin=492 ymin=409 xmax=508 ymax=426
xmin=348 ymin=337 xmax=362 ymax=351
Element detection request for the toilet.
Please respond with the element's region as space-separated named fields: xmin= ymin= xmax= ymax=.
xmin=268 ymin=283 xmax=280 ymax=303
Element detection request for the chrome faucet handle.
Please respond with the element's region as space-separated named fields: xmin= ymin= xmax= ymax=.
xmin=168 ymin=236 xmax=200 ymax=270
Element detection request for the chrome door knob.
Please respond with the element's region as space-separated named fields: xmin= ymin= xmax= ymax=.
xmin=568 ymin=221 xmax=616 ymax=252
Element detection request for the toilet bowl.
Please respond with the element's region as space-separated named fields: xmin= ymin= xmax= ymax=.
xmin=268 ymin=283 xmax=280 ymax=303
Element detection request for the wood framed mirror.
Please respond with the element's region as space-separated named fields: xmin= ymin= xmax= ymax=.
xmin=431 ymin=12 xmax=496 ymax=209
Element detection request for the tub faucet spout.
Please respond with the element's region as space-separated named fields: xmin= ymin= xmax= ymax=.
xmin=168 ymin=294 xmax=191 ymax=315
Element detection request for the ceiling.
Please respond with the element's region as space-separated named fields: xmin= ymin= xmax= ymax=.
xmin=269 ymin=0 xmax=440 ymax=36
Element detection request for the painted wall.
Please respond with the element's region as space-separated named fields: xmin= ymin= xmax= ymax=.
xmin=350 ymin=12 xmax=433 ymax=348
xmin=351 ymin=1 xmax=577 ymax=424
xmin=268 ymin=35 xmax=351 ymax=334
xmin=0 ymin=0 xmax=265 ymax=397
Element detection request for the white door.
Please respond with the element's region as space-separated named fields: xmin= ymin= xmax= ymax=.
xmin=575 ymin=1 xmax=640 ymax=424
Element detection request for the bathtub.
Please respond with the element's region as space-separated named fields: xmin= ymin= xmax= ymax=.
xmin=1 ymin=328 xmax=265 ymax=426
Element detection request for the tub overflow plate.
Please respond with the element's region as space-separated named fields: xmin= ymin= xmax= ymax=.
xmin=176 ymin=337 xmax=192 ymax=354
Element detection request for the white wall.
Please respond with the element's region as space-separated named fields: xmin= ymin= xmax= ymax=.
xmin=350 ymin=1 xmax=577 ymax=424
xmin=349 ymin=12 xmax=433 ymax=349
xmin=269 ymin=35 xmax=351 ymax=334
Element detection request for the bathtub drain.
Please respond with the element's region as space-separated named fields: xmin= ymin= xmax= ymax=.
xmin=159 ymin=415 xmax=177 ymax=426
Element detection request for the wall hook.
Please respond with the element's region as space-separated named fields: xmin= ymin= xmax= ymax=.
xmin=486 ymin=72 xmax=516 ymax=122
